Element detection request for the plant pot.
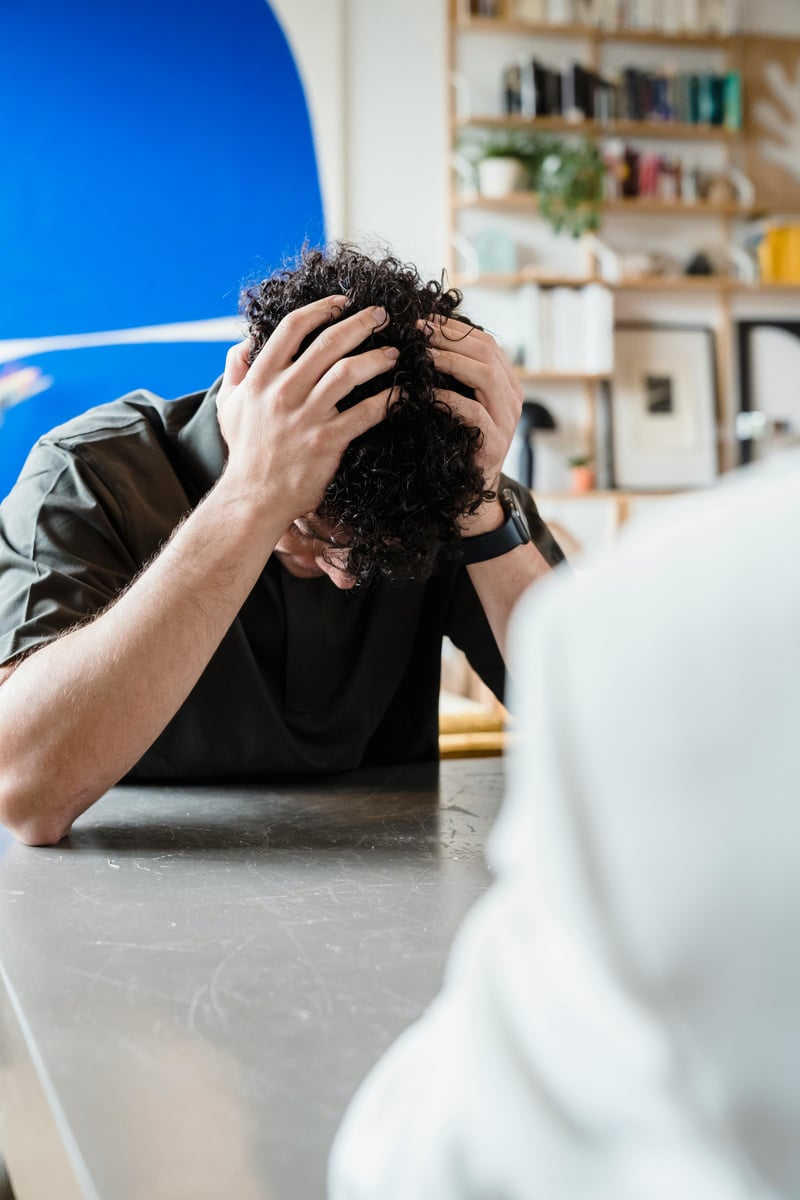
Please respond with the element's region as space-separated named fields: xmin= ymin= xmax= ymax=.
xmin=477 ymin=157 xmax=525 ymax=198
xmin=569 ymin=465 xmax=595 ymax=494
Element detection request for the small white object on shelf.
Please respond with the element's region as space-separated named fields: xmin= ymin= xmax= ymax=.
xmin=477 ymin=157 xmax=526 ymax=198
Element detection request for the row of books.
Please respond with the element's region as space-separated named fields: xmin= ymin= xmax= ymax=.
xmin=504 ymin=60 xmax=743 ymax=128
xmin=520 ymin=284 xmax=613 ymax=374
xmin=497 ymin=0 xmax=739 ymax=35
xmin=603 ymin=145 xmax=703 ymax=202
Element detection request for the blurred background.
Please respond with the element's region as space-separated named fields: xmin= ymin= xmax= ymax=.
xmin=3 ymin=0 xmax=800 ymax=521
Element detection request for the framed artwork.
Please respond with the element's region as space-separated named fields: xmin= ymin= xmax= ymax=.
xmin=737 ymin=320 xmax=800 ymax=465
xmin=610 ymin=325 xmax=718 ymax=491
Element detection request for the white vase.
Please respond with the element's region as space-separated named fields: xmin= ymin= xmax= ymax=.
xmin=477 ymin=157 xmax=525 ymax=198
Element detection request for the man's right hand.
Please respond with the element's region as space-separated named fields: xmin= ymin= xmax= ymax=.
xmin=217 ymin=298 xmax=398 ymax=527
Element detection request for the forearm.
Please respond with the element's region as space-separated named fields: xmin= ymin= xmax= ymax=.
xmin=467 ymin=540 xmax=551 ymax=663
xmin=0 ymin=474 xmax=288 ymax=845
xmin=461 ymin=490 xmax=555 ymax=663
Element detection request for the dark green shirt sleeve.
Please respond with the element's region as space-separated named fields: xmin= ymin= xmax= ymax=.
xmin=0 ymin=439 xmax=138 ymax=666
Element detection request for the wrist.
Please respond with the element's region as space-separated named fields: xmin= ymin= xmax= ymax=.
xmin=212 ymin=470 xmax=295 ymax=543
xmin=459 ymin=487 xmax=532 ymax=566
xmin=459 ymin=498 xmax=505 ymax=538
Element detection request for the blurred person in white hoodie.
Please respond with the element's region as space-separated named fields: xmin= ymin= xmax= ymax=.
xmin=329 ymin=451 xmax=800 ymax=1200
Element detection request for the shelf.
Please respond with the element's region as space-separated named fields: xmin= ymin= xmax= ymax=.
xmin=537 ymin=489 xmax=681 ymax=499
xmin=454 ymin=271 xmax=600 ymax=287
xmin=455 ymin=193 xmax=540 ymax=212
xmin=515 ymin=369 xmax=610 ymax=382
xmin=611 ymin=274 xmax=734 ymax=290
xmin=602 ymin=198 xmax=758 ymax=216
xmin=455 ymin=115 xmax=740 ymax=141
xmin=455 ymin=271 xmax=800 ymax=293
xmin=612 ymin=276 xmax=800 ymax=292
xmin=454 ymin=192 xmax=761 ymax=217
xmin=455 ymin=16 xmax=740 ymax=48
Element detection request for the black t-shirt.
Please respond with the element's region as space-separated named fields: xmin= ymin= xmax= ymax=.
xmin=0 ymin=380 xmax=558 ymax=780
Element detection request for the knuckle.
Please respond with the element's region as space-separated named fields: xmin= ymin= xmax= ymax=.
xmin=225 ymin=341 xmax=247 ymax=370
xmin=329 ymin=357 xmax=358 ymax=387
xmin=280 ymin=307 xmax=306 ymax=333
xmin=307 ymin=428 xmax=326 ymax=454
xmin=315 ymin=329 xmax=338 ymax=357
xmin=271 ymin=381 xmax=294 ymax=409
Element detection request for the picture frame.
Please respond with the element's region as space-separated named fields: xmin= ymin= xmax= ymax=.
xmin=737 ymin=319 xmax=800 ymax=465
xmin=610 ymin=324 xmax=719 ymax=491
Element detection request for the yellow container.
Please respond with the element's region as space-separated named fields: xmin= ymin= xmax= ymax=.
xmin=759 ymin=226 xmax=800 ymax=283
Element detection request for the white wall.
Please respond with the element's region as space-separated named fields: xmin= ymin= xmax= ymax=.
xmin=344 ymin=0 xmax=449 ymax=277
xmin=271 ymin=0 xmax=449 ymax=276
xmin=268 ymin=0 xmax=348 ymax=241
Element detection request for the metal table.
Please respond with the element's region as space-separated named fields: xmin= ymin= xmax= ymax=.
xmin=0 ymin=758 xmax=504 ymax=1199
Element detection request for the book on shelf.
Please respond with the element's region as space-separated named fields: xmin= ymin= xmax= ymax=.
xmin=521 ymin=283 xmax=549 ymax=372
xmin=551 ymin=287 xmax=580 ymax=372
xmin=520 ymin=283 xmax=613 ymax=374
xmin=583 ymin=284 xmax=613 ymax=374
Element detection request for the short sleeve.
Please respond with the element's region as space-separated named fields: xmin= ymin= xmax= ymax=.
xmin=444 ymin=571 xmax=506 ymax=703
xmin=0 ymin=439 xmax=139 ymax=665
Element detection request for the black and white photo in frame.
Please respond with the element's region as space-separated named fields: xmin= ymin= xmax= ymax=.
xmin=610 ymin=325 xmax=718 ymax=491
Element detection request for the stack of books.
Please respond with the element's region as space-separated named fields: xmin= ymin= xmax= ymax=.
xmin=520 ymin=283 xmax=613 ymax=374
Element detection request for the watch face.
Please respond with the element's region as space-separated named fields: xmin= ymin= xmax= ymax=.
xmin=501 ymin=487 xmax=531 ymax=541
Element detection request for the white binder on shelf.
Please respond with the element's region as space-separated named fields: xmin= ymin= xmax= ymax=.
xmin=583 ymin=284 xmax=614 ymax=375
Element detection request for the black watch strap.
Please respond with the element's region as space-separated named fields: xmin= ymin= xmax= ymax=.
xmin=460 ymin=489 xmax=531 ymax=565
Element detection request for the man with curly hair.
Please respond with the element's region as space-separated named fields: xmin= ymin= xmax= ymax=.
xmin=0 ymin=245 xmax=563 ymax=846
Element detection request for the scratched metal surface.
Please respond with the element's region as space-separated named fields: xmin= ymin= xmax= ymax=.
xmin=0 ymin=758 xmax=504 ymax=1200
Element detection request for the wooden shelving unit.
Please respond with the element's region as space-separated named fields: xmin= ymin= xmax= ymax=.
xmin=448 ymin=0 xmax=800 ymax=488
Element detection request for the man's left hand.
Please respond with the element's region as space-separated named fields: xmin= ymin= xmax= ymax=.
xmin=420 ymin=317 xmax=523 ymax=536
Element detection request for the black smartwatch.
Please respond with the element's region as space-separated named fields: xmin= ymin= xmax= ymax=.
xmin=460 ymin=487 xmax=531 ymax=565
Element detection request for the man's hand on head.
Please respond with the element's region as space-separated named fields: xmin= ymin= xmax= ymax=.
xmin=216 ymin=299 xmax=398 ymax=530
xmin=420 ymin=318 xmax=523 ymax=536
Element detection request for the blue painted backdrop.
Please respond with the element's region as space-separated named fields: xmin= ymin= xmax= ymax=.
xmin=0 ymin=0 xmax=324 ymax=496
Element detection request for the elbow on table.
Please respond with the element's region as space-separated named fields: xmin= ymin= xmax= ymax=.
xmin=0 ymin=776 xmax=72 ymax=846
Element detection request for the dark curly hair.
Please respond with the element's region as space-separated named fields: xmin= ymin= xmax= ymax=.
xmin=240 ymin=243 xmax=492 ymax=585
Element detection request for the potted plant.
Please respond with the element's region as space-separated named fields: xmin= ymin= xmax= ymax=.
xmin=567 ymin=453 xmax=595 ymax=494
xmin=472 ymin=133 xmax=534 ymax=198
xmin=537 ymin=139 xmax=605 ymax=238
xmin=461 ymin=131 xmax=605 ymax=236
